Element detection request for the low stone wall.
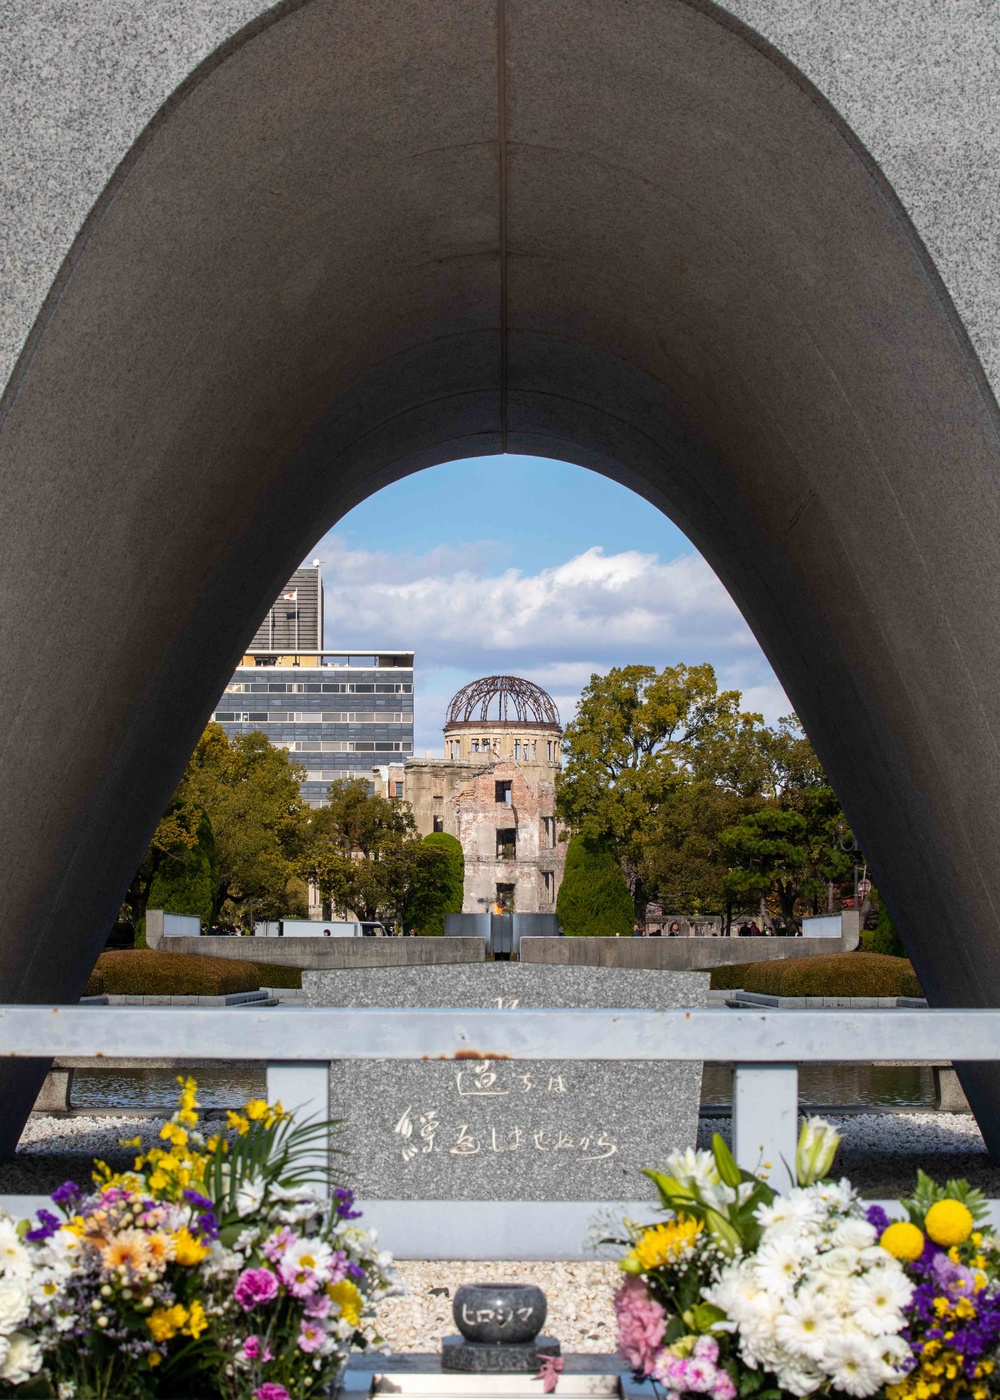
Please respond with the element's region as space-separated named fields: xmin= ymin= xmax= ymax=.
xmin=520 ymin=931 xmax=859 ymax=970
xmin=144 ymin=933 xmax=485 ymax=968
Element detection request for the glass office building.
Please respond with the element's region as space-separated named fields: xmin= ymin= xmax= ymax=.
xmin=212 ymin=650 xmax=414 ymax=806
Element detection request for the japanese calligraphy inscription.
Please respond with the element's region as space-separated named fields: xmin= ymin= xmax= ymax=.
xmin=304 ymin=964 xmax=708 ymax=1201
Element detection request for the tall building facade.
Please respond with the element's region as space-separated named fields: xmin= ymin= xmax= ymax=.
xmin=212 ymin=568 xmax=413 ymax=805
xmin=374 ymin=675 xmax=567 ymax=914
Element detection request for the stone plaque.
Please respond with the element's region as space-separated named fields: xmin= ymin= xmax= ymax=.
xmin=303 ymin=964 xmax=707 ymax=1201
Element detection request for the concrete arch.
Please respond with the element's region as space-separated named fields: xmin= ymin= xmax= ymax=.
xmin=3 ymin=0 xmax=1000 ymax=1152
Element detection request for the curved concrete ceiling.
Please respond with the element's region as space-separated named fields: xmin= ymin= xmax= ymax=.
xmin=3 ymin=0 xmax=1000 ymax=1149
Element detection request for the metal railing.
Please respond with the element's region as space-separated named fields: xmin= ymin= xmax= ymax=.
xmin=0 ymin=1005 xmax=994 ymax=1257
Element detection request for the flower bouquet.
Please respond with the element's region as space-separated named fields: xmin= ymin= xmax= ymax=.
xmin=0 ymin=1078 xmax=396 ymax=1400
xmin=611 ymin=1119 xmax=1000 ymax=1398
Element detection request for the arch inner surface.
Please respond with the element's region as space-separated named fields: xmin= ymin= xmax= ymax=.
xmin=3 ymin=0 xmax=1000 ymax=1152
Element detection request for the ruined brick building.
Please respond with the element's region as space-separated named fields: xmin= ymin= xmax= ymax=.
xmin=374 ymin=676 xmax=567 ymax=914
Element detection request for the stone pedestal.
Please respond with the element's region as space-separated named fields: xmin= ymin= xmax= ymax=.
xmin=441 ymin=1336 xmax=561 ymax=1373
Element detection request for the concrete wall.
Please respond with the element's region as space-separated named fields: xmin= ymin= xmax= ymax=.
xmin=144 ymin=930 xmax=485 ymax=968
xmin=521 ymin=932 xmax=860 ymax=970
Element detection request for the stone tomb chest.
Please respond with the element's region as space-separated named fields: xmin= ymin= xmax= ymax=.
xmin=303 ymin=965 xmax=707 ymax=1203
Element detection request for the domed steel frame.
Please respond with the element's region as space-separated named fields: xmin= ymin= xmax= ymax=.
xmin=446 ymin=676 xmax=560 ymax=727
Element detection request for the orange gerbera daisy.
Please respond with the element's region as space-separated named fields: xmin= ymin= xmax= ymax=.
xmin=101 ymin=1228 xmax=152 ymax=1274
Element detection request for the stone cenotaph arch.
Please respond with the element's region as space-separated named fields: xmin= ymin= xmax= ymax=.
xmin=3 ymin=0 xmax=1000 ymax=1155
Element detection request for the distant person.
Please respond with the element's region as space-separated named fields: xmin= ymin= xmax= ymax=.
xmin=323 ymin=928 xmax=332 ymax=937
xmin=406 ymin=927 xmax=416 ymax=937
xmin=738 ymin=923 xmax=751 ymax=937
xmin=649 ymin=925 xmax=662 ymax=937
xmin=668 ymin=920 xmax=681 ymax=937
xmin=631 ymin=922 xmax=643 ymax=937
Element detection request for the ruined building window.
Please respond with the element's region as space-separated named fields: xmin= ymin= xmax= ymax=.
xmin=514 ymin=739 xmax=520 ymax=760
xmin=496 ymin=883 xmax=515 ymax=912
xmin=542 ymin=870 xmax=554 ymax=898
xmin=547 ymin=740 xmax=556 ymax=761
xmin=497 ymin=828 xmax=517 ymax=859
xmin=393 ymin=782 xmax=404 ymax=798
xmin=496 ymin=780 xmax=513 ymax=804
xmin=433 ymin=816 xmax=444 ymax=832
xmin=543 ymin=815 xmax=556 ymax=846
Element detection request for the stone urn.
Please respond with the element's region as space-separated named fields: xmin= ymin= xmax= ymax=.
xmin=452 ymin=1282 xmax=548 ymax=1343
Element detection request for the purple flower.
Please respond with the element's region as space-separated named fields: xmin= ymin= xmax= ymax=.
xmin=183 ymin=1189 xmax=214 ymax=1213
xmin=347 ymin=1261 xmax=366 ymax=1282
xmin=26 ymin=1209 xmax=61 ymax=1242
xmin=51 ymin=1181 xmax=80 ymax=1208
xmin=866 ymin=1203 xmax=891 ymax=1233
xmin=334 ymin=1188 xmax=362 ymax=1220
xmin=254 ymin=1387 xmax=290 ymax=1400
xmin=297 ymin=1319 xmax=325 ymax=1354
xmin=234 ymin=1267 xmax=280 ymax=1312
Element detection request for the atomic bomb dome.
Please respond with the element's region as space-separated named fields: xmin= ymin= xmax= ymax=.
xmin=374 ymin=674 xmax=567 ymax=914
xmin=446 ymin=675 xmax=560 ymax=727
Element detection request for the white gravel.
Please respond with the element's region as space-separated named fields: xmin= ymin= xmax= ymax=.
xmin=374 ymin=1261 xmax=620 ymax=1354
xmin=17 ymin=1114 xmax=170 ymax=1153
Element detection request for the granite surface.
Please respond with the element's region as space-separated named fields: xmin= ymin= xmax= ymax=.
xmin=305 ymin=967 xmax=707 ymax=1202
xmin=4 ymin=0 xmax=1000 ymax=394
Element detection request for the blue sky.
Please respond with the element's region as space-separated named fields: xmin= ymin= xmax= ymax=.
xmin=308 ymin=456 xmax=788 ymax=753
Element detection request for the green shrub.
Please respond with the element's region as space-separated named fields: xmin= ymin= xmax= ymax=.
xmin=859 ymin=902 xmax=906 ymax=957
xmin=709 ymin=952 xmax=923 ymax=998
xmin=86 ymin=950 xmax=260 ymax=997
xmin=411 ymin=832 xmax=465 ymax=935
xmin=556 ymin=835 xmax=634 ymax=936
xmin=253 ymin=963 xmax=303 ymax=989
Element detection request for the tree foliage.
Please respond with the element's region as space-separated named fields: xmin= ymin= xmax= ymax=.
xmin=125 ymin=723 xmax=308 ymax=941
xmin=557 ymin=663 xmax=860 ymax=928
xmin=556 ymin=835 xmax=635 ymax=937
xmin=406 ymin=832 xmax=465 ymax=935
xmin=304 ymin=780 xmax=451 ymax=931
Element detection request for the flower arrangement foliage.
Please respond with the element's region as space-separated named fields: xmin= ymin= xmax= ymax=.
xmin=0 ymin=1078 xmax=396 ymax=1400
xmin=612 ymin=1120 xmax=1000 ymax=1400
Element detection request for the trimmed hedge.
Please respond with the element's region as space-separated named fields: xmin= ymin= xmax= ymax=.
xmin=85 ymin=950 xmax=261 ymax=997
xmin=709 ymin=952 xmax=923 ymax=999
xmin=253 ymin=963 xmax=303 ymax=989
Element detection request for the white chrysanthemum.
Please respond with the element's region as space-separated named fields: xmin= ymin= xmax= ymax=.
xmin=0 ymin=1222 xmax=32 ymax=1282
xmin=281 ymin=1235 xmax=336 ymax=1282
xmin=823 ymin=1332 xmax=887 ymax=1396
xmin=774 ymin=1360 xmax=826 ymax=1396
xmin=754 ymin=1239 xmax=812 ymax=1296
xmin=832 ymin=1219 xmax=877 ymax=1251
xmin=848 ymin=1269 xmax=912 ymax=1335
xmin=774 ymin=1290 xmax=837 ymax=1362
xmin=27 ymin=1266 xmax=63 ymax=1308
xmin=235 ymin=1173 xmax=267 ymax=1217
xmin=811 ymin=1179 xmax=856 ymax=1214
xmin=0 ymin=1280 xmax=31 ymax=1335
xmin=0 ymin=1331 xmax=42 ymax=1385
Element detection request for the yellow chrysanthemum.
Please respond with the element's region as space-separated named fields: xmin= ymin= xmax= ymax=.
xmin=329 ymin=1279 xmax=362 ymax=1327
xmin=183 ymin=1300 xmax=208 ymax=1339
xmin=226 ymin=1111 xmax=250 ymax=1136
xmin=171 ymin=1226 xmax=210 ymax=1266
xmin=622 ymin=1216 xmax=703 ymax=1273
xmin=925 ymin=1200 xmax=974 ymax=1248
xmin=881 ymin=1221 xmax=926 ymax=1261
xmin=148 ymin=1303 xmax=187 ymax=1343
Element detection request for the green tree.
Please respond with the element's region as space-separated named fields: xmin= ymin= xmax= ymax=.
xmin=719 ymin=806 xmax=809 ymax=925
xmin=556 ymin=663 xmax=756 ymax=912
xmin=405 ymin=832 xmax=465 ymax=935
xmin=304 ymin=779 xmax=447 ymax=930
xmin=125 ymin=723 xmax=308 ymax=940
xmin=181 ymin=725 xmax=308 ymax=924
xmin=556 ymin=835 xmax=635 ymax=936
xmin=139 ymin=806 xmax=217 ymax=945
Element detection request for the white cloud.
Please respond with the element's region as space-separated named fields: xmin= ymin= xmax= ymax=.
xmin=310 ymin=536 xmax=789 ymax=751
